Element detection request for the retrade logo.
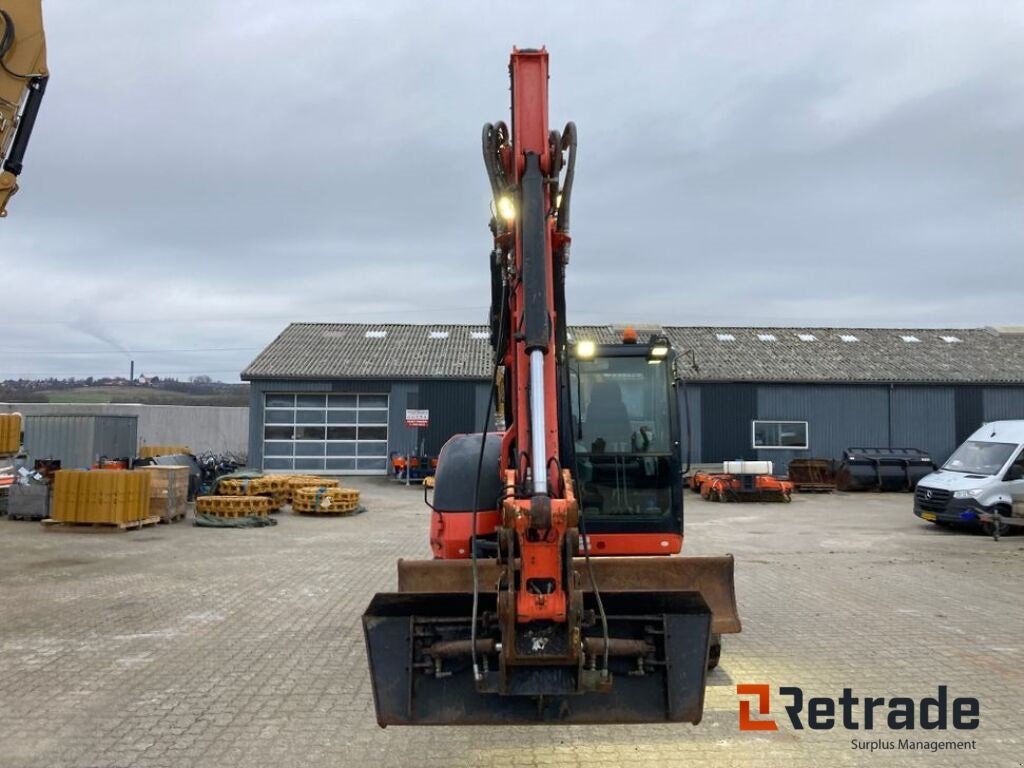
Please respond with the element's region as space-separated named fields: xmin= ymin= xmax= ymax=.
xmin=737 ymin=684 xmax=778 ymax=731
xmin=736 ymin=684 xmax=979 ymax=732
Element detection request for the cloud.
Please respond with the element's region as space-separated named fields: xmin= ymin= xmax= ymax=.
xmin=3 ymin=0 xmax=1022 ymax=378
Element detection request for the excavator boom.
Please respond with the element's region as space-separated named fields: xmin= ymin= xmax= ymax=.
xmin=0 ymin=0 xmax=48 ymax=217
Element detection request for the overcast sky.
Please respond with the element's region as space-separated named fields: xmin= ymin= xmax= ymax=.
xmin=3 ymin=1 xmax=1022 ymax=380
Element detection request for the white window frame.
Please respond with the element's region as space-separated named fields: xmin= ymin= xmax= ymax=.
xmin=751 ymin=420 xmax=809 ymax=450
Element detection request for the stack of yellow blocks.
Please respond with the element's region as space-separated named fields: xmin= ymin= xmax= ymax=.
xmin=51 ymin=470 xmax=151 ymax=525
xmin=0 ymin=413 xmax=22 ymax=454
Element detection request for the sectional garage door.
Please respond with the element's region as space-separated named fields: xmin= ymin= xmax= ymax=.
xmin=262 ymin=393 xmax=389 ymax=474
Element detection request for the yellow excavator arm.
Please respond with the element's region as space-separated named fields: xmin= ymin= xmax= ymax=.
xmin=0 ymin=0 xmax=47 ymax=217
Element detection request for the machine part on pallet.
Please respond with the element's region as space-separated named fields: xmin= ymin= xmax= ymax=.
xmin=6 ymin=481 xmax=48 ymax=520
xmin=787 ymin=458 xmax=837 ymax=493
xmin=134 ymin=465 xmax=189 ymax=522
xmin=195 ymin=494 xmax=271 ymax=517
xmin=292 ymin=485 xmax=361 ymax=514
xmin=722 ymin=460 xmax=773 ymax=475
xmin=835 ymin=447 xmax=936 ymax=492
xmin=51 ymin=470 xmax=151 ymax=525
xmin=701 ymin=473 xmax=793 ymax=503
xmin=136 ymin=454 xmax=201 ymax=500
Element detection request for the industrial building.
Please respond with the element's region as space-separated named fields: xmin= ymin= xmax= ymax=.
xmin=242 ymin=323 xmax=1024 ymax=475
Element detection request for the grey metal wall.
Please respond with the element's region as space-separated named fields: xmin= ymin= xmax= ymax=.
xmin=678 ymin=382 xmax=702 ymax=465
xmin=890 ymin=386 xmax=957 ymax=463
xmin=1 ymin=403 xmax=247 ymax=456
xmin=983 ymin=387 xmax=1024 ymax=421
xmin=756 ymin=385 xmax=889 ymax=471
xmin=22 ymin=415 xmax=137 ymax=468
xmin=694 ymin=383 xmax=1024 ymax=473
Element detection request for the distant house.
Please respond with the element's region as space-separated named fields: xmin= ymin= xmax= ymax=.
xmin=242 ymin=324 xmax=1024 ymax=475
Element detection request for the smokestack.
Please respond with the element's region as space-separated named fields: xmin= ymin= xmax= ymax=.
xmin=130 ymin=360 xmax=135 ymax=384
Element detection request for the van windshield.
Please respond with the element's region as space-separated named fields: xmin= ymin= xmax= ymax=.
xmin=941 ymin=441 xmax=1017 ymax=475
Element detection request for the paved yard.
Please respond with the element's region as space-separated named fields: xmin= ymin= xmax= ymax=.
xmin=0 ymin=481 xmax=1021 ymax=768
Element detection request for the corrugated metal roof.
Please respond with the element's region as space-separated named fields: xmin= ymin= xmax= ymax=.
xmin=242 ymin=324 xmax=1024 ymax=385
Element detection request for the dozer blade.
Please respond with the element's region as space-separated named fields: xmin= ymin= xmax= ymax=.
xmin=397 ymin=554 xmax=741 ymax=635
xmin=363 ymin=589 xmax=711 ymax=726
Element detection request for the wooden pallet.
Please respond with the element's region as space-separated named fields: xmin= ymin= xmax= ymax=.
xmin=42 ymin=516 xmax=161 ymax=533
xmin=794 ymin=483 xmax=835 ymax=493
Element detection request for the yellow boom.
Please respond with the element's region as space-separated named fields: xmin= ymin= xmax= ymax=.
xmin=0 ymin=0 xmax=47 ymax=217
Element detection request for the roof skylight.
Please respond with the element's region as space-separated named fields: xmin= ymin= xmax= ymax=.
xmin=470 ymin=331 xmax=489 ymax=340
xmin=900 ymin=335 xmax=920 ymax=343
xmin=757 ymin=334 xmax=777 ymax=342
xmin=716 ymin=333 xmax=735 ymax=342
xmin=429 ymin=331 xmax=450 ymax=339
xmin=940 ymin=335 xmax=962 ymax=343
xmin=364 ymin=330 xmax=387 ymax=339
xmin=797 ymin=333 xmax=816 ymax=342
xmin=839 ymin=334 xmax=859 ymax=342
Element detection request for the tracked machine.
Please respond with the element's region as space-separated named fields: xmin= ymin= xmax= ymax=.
xmin=363 ymin=48 xmax=740 ymax=726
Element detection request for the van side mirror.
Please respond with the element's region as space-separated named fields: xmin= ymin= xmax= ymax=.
xmin=1005 ymin=465 xmax=1024 ymax=482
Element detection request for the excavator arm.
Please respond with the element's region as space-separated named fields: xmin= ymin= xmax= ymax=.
xmin=0 ymin=0 xmax=48 ymax=217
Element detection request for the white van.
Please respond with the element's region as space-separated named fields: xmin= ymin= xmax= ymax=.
xmin=914 ymin=420 xmax=1024 ymax=529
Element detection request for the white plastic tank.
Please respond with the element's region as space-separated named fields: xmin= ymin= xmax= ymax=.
xmin=722 ymin=460 xmax=773 ymax=476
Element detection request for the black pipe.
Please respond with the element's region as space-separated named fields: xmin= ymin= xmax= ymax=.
xmin=4 ymin=75 xmax=47 ymax=176
xmin=556 ymin=122 xmax=577 ymax=239
xmin=521 ymin=152 xmax=548 ymax=352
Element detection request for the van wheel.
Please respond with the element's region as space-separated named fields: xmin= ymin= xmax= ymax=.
xmin=983 ymin=505 xmax=1013 ymax=537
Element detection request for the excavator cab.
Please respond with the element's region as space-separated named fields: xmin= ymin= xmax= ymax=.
xmin=566 ymin=335 xmax=684 ymax=555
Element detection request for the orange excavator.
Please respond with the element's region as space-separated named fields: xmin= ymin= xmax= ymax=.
xmin=363 ymin=48 xmax=740 ymax=726
xmin=0 ymin=0 xmax=47 ymax=218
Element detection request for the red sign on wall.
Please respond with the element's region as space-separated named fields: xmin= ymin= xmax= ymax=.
xmin=404 ymin=409 xmax=429 ymax=428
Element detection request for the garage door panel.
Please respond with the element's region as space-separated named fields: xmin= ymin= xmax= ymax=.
xmin=263 ymin=392 xmax=389 ymax=474
xmin=357 ymin=458 xmax=387 ymax=471
xmin=264 ymin=441 xmax=292 ymax=457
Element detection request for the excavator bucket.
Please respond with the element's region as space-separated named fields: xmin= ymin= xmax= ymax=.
xmin=363 ymin=588 xmax=712 ymax=726
xmin=361 ymin=555 xmax=738 ymax=726
xmin=396 ymin=555 xmax=741 ymax=635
